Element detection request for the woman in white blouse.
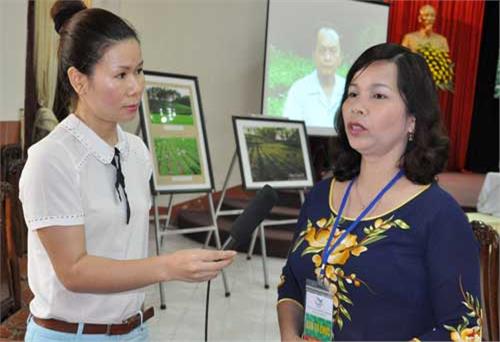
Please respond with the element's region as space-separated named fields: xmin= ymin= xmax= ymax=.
xmin=19 ymin=1 xmax=235 ymax=341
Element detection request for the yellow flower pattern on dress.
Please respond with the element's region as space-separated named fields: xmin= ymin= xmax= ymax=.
xmin=444 ymin=281 xmax=482 ymax=342
xmin=291 ymin=214 xmax=410 ymax=335
xmin=277 ymin=274 xmax=286 ymax=288
xmin=450 ymin=327 xmax=481 ymax=342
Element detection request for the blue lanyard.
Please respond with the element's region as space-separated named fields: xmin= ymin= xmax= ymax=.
xmin=320 ymin=169 xmax=404 ymax=277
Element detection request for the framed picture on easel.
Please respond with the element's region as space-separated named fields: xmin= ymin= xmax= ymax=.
xmin=232 ymin=116 xmax=314 ymax=190
xmin=139 ymin=71 xmax=214 ymax=193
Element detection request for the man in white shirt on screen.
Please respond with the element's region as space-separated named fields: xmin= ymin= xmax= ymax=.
xmin=283 ymin=27 xmax=346 ymax=129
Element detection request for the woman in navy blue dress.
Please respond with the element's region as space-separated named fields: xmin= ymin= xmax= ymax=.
xmin=277 ymin=43 xmax=481 ymax=341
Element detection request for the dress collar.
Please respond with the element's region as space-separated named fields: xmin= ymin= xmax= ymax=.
xmin=61 ymin=114 xmax=129 ymax=164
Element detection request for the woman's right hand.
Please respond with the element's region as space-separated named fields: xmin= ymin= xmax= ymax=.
xmin=36 ymin=226 xmax=235 ymax=292
xmin=162 ymin=249 xmax=237 ymax=282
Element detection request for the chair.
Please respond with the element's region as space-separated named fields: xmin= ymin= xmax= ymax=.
xmin=471 ymin=220 xmax=499 ymax=341
xmin=0 ymin=144 xmax=22 ymax=182
xmin=0 ymin=181 xmax=22 ymax=320
xmin=0 ymin=144 xmax=26 ymax=321
xmin=6 ymin=159 xmax=27 ymax=256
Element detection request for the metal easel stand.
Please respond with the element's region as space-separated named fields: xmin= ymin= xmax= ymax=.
xmin=152 ymin=190 xmax=231 ymax=310
xmin=246 ymin=190 xmax=305 ymax=289
xmin=204 ymin=151 xmax=243 ymax=247
xmin=209 ymin=150 xmax=305 ymax=289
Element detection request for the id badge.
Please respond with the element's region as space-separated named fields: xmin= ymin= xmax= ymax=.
xmin=303 ymin=279 xmax=333 ymax=341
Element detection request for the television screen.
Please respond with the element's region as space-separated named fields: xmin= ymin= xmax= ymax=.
xmin=262 ymin=0 xmax=389 ymax=136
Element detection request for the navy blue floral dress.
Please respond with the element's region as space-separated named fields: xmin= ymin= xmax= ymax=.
xmin=278 ymin=178 xmax=482 ymax=341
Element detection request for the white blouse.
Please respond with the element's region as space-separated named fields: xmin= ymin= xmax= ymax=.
xmin=19 ymin=114 xmax=153 ymax=324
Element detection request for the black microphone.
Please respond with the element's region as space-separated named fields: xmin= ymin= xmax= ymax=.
xmin=205 ymin=185 xmax=278 ymax=342
xmin=222 ymin=184 xmax=279 ymax=250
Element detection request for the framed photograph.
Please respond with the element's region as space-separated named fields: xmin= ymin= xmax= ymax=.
xmin=232 ymin=116 xmax=314 ymax=190
xmin=139 ymin=71 xmax=214 ymax=193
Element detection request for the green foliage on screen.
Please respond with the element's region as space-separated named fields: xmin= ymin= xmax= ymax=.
xmin=266 ymin=46 xmax=315 ymax=116
xmin=268 ymin=46 xmax=315 ymax=89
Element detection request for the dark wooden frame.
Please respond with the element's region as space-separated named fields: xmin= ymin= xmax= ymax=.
xmin=471 ymin=220 xmax=499 ymax=341
xmin=0 ymin=182 xmax=21 ymax=322
xmin=0 ymin=144 xmax=27 ymax=322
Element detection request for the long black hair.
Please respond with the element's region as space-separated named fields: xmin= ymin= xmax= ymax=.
xmin=51 ymin=0 xmax=139 ymax=121
xmin=332 ymin=43 xmax=449 ymax=184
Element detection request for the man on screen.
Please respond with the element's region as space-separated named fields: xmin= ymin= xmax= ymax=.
xmin=283 ymin=27 xmax=346 ymax=129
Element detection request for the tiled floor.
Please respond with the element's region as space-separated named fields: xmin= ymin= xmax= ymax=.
xmin=144 ymin=229 xmax=285 ymax=341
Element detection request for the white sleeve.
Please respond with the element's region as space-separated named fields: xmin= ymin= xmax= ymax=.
xmin=19 ymin=142 xmax=84 ymax=230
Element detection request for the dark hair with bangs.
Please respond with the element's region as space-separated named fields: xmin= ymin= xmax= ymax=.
xmin=51 ymin=0 xmax=139 ymax=121
xmin=332 ymin=43 xmax=449 ymax=184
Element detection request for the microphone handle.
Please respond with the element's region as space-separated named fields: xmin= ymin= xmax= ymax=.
xmin=206 ymin=236 xmax=234 ymax=341
xmin=221 ymin=236 xmax=236 ymax=250
xmin=206 ymin=233 xmax=237 ymax=340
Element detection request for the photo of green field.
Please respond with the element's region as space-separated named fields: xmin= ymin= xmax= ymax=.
xmin=154 ymin=137 xmax=201 ymax=176
xmin=244 ymin=127 xmax=306 ymax=182
xmin=147 ymin=86 xmax=194 ymax=125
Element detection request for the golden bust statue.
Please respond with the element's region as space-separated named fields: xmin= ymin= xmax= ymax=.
xmin=401 ymin=4 xmax=449 ymax=53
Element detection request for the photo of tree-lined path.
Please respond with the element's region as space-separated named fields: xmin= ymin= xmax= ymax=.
xmin=244 ymin=127 xmax=306 ymax=182
xmin=155 ymin=137 xmax=201 ymax=176
xmin=147 ymin=86 xmax=194 ymax=125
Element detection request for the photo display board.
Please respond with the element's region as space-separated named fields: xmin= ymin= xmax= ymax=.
xmin=140 ymin=71 xmax=214 ymax=193
xmin=233 ymin=116 xmax=314 ymax=190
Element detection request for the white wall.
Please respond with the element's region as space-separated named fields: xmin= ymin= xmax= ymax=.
xmin=0 ymin=0 xmax=28 ymax=121
xmin=101 ymin=0 xmax=268 ymax=204
xmin=2 ymin=0 xmax=267 ymax=205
